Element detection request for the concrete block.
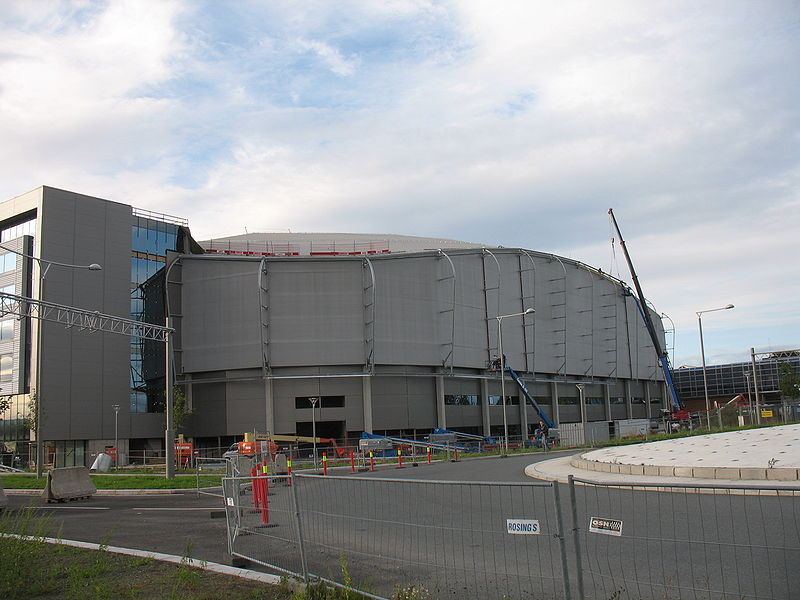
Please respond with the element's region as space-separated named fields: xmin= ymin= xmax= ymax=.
xmin=618 ymin=464 xmax=632 ymax=475
xmin=714 ymin=468 xmax=741 ymax=480
xmin=629 ymin=465 xmax=644 ymax=475
xmin=42 ymin=466 xmax=96 ymax=502
xmin=738 ymin=468 xmax=768 ymax=480
xmin=643 ymin=465 xmax=660 ymax=476
xmin=658 ymin=466 xmax=675 ymax=477
xmin=766 ymin=468 xmax=799 ymax=481
xmin=692 ymin=467 xmax=717 ymax=479
xmin=0 ymin=477 xmax=7 ymax=510
xmin=674 ymin=467 xmax=694 ymax=478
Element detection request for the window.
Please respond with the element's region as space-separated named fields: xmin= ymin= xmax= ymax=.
xmin=444 ymin=394 xmax=479 ymax=406
xmin=489 ymin=395 xmax=518 ymax=406
xmin=0 ymin=354 xmax=12 ymax=382
xmin=295 ymin=396 xmax=345 ymax=409
xmin=0 ymin=253 xmax=16 ymax=273
xmin=0 ymin=320 xmax=13 ymax=341
xmin=650 ymin=397 xmax=662 ymax=404
xmin=0 ymin=284 xmax=14 ymax=295
xmin=632 ymin=397 xmax=645 ymax=404
xmin=610 ymin=397 xmax=626 ymax=404
xmin=558 ymin=397 xmax=579 ymax=405
xmin=588 ymin=397 xmax=604 ymax=405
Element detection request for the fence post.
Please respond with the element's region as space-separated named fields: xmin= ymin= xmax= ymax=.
xmin=290 ymin=474 xmax=309 ymax=583
xmin=567 ymin=474 xmax=586 ymax=600
xmin=551 ymin=481 xmax=574 ymax=600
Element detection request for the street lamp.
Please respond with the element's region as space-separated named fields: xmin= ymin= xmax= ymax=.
xmin=697 ymin=304 xmax=734 ymax=430
xmin=576 ymin=384 xmax=586 ymax=438
xmin=310 ymin=397 xmax=319 ymax=471
xmin=497 ymin=308 xmax=534 ymax=455
xmin=0 ymin=243 xmax=102 ymax=477
xmin=113 ymin=404 xmax=120 ymax=470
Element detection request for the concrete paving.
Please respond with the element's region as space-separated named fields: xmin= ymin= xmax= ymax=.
xmin=527 ymin=424 xmax=800 ymax=487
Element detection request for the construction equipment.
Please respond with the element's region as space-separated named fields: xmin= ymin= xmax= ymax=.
xmin=504 ymin=366 xmax=556 ymax=430
xmin=608 ymin=208 xmax=682 ymax=411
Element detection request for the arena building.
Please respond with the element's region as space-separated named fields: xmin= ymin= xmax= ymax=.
xmin=0 ymin=186 xmax=669 ymax=466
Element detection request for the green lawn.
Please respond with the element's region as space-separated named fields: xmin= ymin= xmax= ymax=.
xmin=0 ymin=474 xmax=222 ymax=490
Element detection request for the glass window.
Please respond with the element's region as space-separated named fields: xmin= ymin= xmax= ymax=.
xmin=632 ymin=397 xmax=645 ymax=404
xmin=587 ymin=397 xmax=604 ymax=405
xmin=489 ymin=395 xmax=518 ymax=406
xmin=610 ymin=397 xmax=626 ymax=404
xmin=0 ymin=320 xmax=13 ymax=341
xmin=444 ymin=394 xmax=479 ymax=406
xmin=294 ymin=395 xmax=345 ymax=409
xmin=0 ymin=354 xmax=12 ymax=382
xmin=0 ymin=253 xmax=16 ymax=273
xmin=1 ymin=217 xmax=36 ymax=242
xmin=558 ymin=397 xmax=579 ymax=405
xmin=0 ymin=284 xmax=14 ymax=295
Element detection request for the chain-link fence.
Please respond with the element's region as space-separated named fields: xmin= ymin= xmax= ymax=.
xmin=222 ymin=471 xmax=800 ymax=600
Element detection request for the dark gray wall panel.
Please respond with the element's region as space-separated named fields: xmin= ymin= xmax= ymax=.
xmin=269 ymin=261 xmax=363 ymax=366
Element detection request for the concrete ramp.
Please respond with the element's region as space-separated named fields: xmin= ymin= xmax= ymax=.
xmin=0 ymin=477 xmax=7 ymax=510
xmin=43 ymin=466 xmax=96 ymax=502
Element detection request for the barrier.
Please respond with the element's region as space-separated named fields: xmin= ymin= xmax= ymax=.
xmin=43 ymin=466 xmax=96 ymax=502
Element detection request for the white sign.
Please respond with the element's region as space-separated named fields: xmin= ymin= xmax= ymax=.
xmin=589 ymin=517 xmax=622 ymax=536
xmin=506 ymin=519 xmax=540 ymax=535
xmin=226 ymin=497 xmax=234 ymax=507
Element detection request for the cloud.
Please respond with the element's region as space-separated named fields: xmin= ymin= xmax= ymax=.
xmin=0 ymin=0 xmax=798 ymax=365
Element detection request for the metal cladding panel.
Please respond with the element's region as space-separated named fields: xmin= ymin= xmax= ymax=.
xmin=271 ymin=377 xmax=364 ymax=434
xmin=451 ymin=253 xmax=491 ymax=369
xmin=529 ymin=258 xmax=569 ymax=375
xmin=181 ymin=259 xmax=261 ymax=372
xmin=37 ymin=188 xmax=132 ymax=440
xmin=374 ymin=256 xmax=441 ymax=366
xmin=184 ymin=382 xmax=227 ymax=437
xmin=269 ymin=260 xmax=363 ymax=367
xmin=445 ymin=406 xmax=482 ymax=427
xmin=225 ymin=380 xmax=266 ymax=436
xmin=372 ymin=376 xmax=436 ymax=430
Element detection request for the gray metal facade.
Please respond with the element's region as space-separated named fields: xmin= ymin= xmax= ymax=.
xmin=171 ymin=249 xmax=667 ymax=439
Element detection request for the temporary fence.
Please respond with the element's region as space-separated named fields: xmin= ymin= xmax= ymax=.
xmin=222 ymin=469 xmax=800 ymax=600
xmin=568 ymin=475 xmax=800 ymax=600
xmin=223 ymin=472 xmax=570 ymax=599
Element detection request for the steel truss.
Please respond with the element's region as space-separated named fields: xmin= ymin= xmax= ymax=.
xmin=0 ymin=292 xmax=172 ymax=341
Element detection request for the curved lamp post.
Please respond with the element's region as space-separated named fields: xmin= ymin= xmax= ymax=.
xmin=697 ymin=304 xmax=734 ymax=430
xmin=497 ymin=308 xmax=534 ymax=454
xmin=0 ymin=242 xmax=101 ymax=476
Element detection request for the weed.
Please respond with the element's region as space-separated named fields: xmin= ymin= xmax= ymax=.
xmin=393 ymin=584 xmax=432 ymax=600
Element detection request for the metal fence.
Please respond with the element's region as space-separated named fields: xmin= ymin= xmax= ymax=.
xmin=222 ymin=471 xmax=800 ymax=600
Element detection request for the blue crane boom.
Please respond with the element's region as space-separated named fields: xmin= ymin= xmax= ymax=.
xmin=504 ymin=366 xmax=556 ymax=429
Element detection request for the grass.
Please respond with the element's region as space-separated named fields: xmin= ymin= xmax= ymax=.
xmin=0 ymin=474 xmax=222 ymax=490
xmin=0 ymin=509 xmax=290 ymax=600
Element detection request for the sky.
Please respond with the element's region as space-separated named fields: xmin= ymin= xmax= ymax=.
xmin=0 ymin=0 xmax=798 ymax=368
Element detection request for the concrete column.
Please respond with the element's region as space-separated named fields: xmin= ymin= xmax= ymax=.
xmin=435 ymin=376 xmax=446 ymax=429
xmin=603 ymin=383 xmax=611 ymax=421
xmin=551 ymin=381 xmax=560 ymax=426
xmin=362 ymin=374 xmax=373 ymax=434
xmin=625 ymin=380 xmax=632 ymax=419
xmin=264 ymin=377 xmax=274 ymax=434
xmin=480 ymin=378 xmax=490 ymax=436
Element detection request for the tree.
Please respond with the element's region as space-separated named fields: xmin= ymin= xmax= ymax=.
xmin=779 ymin=362 xmax=800 ymax=402
xmin=172 ymin=385 xmax=194 ymax=431
xmin=0 ymin=395 xmax=10 ymax=415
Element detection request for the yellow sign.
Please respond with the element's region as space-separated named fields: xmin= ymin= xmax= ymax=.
xmin=761 ymin=410 xmax=774 ymax=418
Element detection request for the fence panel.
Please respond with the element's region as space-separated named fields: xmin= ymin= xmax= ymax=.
xmin=293 ymin=474 xmax=567 ymax=600
xmin=569 ymin=477 xmax=800 ymax=600
xmin=222 ymin=473 xmax=305 ymax=578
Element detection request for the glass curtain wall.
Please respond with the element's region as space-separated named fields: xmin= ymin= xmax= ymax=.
xmin=130 ymin=217 xmax=178 ymax=413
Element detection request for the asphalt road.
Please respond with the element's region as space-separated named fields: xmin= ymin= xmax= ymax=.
xmin=5 ymin=451 xmax=798 ymax=600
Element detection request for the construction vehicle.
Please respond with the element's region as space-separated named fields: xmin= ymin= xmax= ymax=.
xmin=608 ymin=208 xmax=682 ymax=412
xmin=226 ymin=433 xmax=349 ymax=459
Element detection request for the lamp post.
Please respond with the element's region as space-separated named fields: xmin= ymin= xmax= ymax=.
xmin=310 ymin=397 xmax=319 ymax=471
xmin=576 ymin=384 xmax=586 ymax=441
xmin=497 ymin=308 xmax=534 ymax=455
xmin=113 ymin=404 xmax=120 ymax=470
xmin=697 ymin=304 xmax=734 ymax=430
xmin=744 ymin=370 xmax=753 ymax=424
xmin=0 ymin=243 xmax=102 ymax=477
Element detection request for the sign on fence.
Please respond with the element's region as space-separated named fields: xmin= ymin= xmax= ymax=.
xmin=589 ymin=516 xmax=623 ymax=537
xmin=506 ymin=518 xmax=540 ymax=535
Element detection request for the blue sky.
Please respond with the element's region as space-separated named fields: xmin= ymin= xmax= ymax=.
xmin=0 ymin=0 xmax=798 ymax=367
